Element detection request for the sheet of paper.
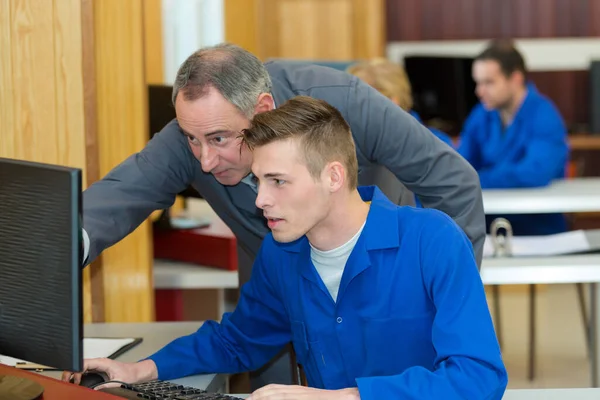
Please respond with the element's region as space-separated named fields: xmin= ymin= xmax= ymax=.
xmin=483 ymin=229 xmax=591 ymax=258
xmin=0 ymin=337 xmax=136 ymax=367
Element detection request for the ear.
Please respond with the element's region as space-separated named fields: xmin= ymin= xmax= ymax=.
xmin=510 ymin=70 xmax=525 ymax=87
xmin=325 ymin=161 xmax=346 ymax=193
xmin=254 ymin=93 xmax=275 ymax=114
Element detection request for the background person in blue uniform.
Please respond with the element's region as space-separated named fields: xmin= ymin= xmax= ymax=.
xmin=458 ymin=40 xmax=570 ymax=235
xmin=65 ymin=97 xmax=507 ymax=399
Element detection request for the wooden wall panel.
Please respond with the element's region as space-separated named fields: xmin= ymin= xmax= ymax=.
xmin=0 ymin=0 xmax=94 ymax=321
xmin=1 ymin=0 xmax=152 ymax=323
xmin=143 ymin=0 xmax=164 ymax=85
xmin=93 ymin=0 xmax=154 ymax=323
xmin=228 ymin=0 xmax=384 ymax=61
xmin=386 ymin=0 xmax=600 ymax=41
xmin=529 ymin=70 xmax=590 ymax=132
xmin=351 ymin=0 xmax=386 ymax=60
xmin=0 ymin=0 xmax=16 ymax=158
xmin=224 ymin=0 xmax=260 ymax=55
xmin=9 ymin=0 xmax=58 ymax=163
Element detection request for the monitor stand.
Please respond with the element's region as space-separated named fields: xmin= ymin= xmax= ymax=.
xmin=0 ymin=374 xmax=44 ymax=400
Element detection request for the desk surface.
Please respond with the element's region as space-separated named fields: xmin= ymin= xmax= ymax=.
xmin=43 ymin=322 xmax=223 ymax=392
xmin=482 ymin=177 xmax=600 ymax=214
xmin=482 ymin=254 xmax=600 ymax=285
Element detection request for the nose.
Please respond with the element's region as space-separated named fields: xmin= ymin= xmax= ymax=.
xmin=255 ymin=184 xmax=272 ymax=210
xmin=199 ymin=146 xmax=219 ymax=173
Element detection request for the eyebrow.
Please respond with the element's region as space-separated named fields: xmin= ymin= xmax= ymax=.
xmin=263 ymin=172 xmax=287 ymax=179
xmin=204 ymin=130 xmax=231 ymax=138
xmin=181 ymin=130 xmax=232 ymax=139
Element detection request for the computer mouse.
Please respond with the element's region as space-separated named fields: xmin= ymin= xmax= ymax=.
xmin=78 ymin=371 xmax=109 ymax=388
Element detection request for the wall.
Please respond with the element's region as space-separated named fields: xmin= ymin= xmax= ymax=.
xmin=0 ymin=0 xmax=154 ymax=323
xmin=93 ymin=0 xmax=154 ymax=322
xmin=224 ymin=0 xmax=385 ymax=61
xmin=0 ymin=0 xmax=97 ymax=320
xmin=386 ymin=0 xmax=600 ymax=131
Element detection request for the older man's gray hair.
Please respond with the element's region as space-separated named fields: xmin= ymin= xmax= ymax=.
xmin=172 ymin=43 xmax=273 ymax=118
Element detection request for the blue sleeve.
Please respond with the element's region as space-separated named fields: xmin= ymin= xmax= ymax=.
xmin=147 ymin=238 xmax=291 ymax=380
xmin=478 ymin=103 xmax=569 ymax=189
xmin=356 ymin=213 xmax=508 ymax=399
xmin=457 ymin=107 xmax=483 ymax=170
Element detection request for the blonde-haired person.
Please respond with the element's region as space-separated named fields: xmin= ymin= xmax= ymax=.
xmin=347 ymin=59 xmax=453 ymax=147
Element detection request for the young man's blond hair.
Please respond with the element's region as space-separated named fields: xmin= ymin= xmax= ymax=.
xmin=242 ymin=96 xmax=359 ymax=190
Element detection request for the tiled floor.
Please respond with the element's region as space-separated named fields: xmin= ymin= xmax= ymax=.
xmin=486 ymin=284 xmax=592 ymax=389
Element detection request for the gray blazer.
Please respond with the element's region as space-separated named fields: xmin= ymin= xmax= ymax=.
xmin=83 ymin=61 xmax=484 ymax=284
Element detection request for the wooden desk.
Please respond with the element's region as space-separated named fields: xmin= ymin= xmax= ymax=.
xmin=569 ymin=134 xmax=600 ymax=151
xmin=0 ymin=363 xmax=118 ymax=399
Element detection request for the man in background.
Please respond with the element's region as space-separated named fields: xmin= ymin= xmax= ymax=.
xmin=458 ymin=40 xmax=569 ymax=235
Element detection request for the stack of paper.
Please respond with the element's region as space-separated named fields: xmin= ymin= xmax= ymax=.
xmin=483 ymin=229 xmax=599 ymax=258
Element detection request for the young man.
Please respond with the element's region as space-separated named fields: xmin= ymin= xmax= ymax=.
xmin=66 ymin=97 xmax=507 ymax=399
xmin=458 ymin=40 xmax=569 ymax=235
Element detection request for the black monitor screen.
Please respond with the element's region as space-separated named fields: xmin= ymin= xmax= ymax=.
xmin=148 ymin=85 xmax=176 ymax=140
xmin=404 ymin=56 xmax=478 ymax=136
xmin=0 ymin=158 xmax=82 ymax=371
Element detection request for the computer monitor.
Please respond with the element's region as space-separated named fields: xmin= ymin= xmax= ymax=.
xmin=403 ymin=55 xmax=478 ymax=137
xmin=0 ymin=158 xmax=82 ymax=399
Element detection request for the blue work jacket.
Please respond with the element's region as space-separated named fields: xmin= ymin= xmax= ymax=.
xmin=458 ymin=83 xmax=569 ymax=235
xmin=148 ymin=186 xmax=508 ymax=399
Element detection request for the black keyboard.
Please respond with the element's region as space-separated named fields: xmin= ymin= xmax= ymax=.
xmin=101 ymin=380 xmax=244 ymax=400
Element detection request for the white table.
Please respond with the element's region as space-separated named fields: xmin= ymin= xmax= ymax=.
xmin=482 ymin=255 xmax=600 ymax=285
xmin=483 ymin=177 xmax=600 ymax=214
xmin=154 ymin=260 xmax=238 ymax=289
xmin=481 ymin=178 xmax=600 ymax=387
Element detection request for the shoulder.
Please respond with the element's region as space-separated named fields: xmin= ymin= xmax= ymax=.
xmin=396 ymin=206 xmax=469 ymax=248
xmin=265 ymin=60 xmax=354 ymax=93
xmin=465 ymin=103 xmax=488 ymax=125
xmin=529 ymin=91 xmax=563 ymax=121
